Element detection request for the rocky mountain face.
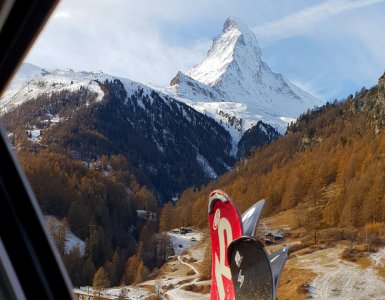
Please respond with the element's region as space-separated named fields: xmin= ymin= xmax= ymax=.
xmin=237 ymin=121 xmax=280 ymax=158
xmin=167 ymin=17 xmax=322 ymax=136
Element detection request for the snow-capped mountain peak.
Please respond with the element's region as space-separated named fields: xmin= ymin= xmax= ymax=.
xmin=187 ymin=16 xmax=262 ymax=87
xmin=167 ymin=17 xmax=323 ymax=136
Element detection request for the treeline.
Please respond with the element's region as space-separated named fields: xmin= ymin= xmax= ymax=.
xmin=18 ymin=150 xmax=170 ymax=287
xmin=160 ymin=77 xmax=385 ymax=232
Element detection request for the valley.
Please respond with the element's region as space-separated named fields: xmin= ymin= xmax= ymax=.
xmin=2 ymin=12 xmax=385 ymax=300
xmin=72 ymin=208 xmax=385 ymax=300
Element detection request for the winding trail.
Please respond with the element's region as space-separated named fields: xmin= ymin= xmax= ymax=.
xmin=177 ymin=255 xmax=200 ymax=275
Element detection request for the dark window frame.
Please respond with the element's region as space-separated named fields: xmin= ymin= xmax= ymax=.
xmin=0 ymin=0 xmax=75 ymax=299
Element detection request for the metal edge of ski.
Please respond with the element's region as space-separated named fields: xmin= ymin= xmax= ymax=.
xmin=208 ymin=190 xmax=243 ymax=300
xmin=241 ymin=199 xmax=265 ymax=238
xmin=228 ymin=236 xmax=274 ymax=300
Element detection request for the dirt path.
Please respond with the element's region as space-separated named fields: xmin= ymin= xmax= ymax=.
xmin=177 ymin=255 xmax=200 ymax=275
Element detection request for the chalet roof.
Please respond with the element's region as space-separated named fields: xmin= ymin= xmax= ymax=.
xmin=266 ymin=232 xmax=283 ymax=238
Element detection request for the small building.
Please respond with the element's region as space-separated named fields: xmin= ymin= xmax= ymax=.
xmin=179 ymin=227 xmax=193 ymax=235
xmin=136 ymin=210 xmax=157 ymax=221
xmin=179 ymin=227 xmax=188 ymax=234
xmin=265 ymin=232 xmax=284 ymax=244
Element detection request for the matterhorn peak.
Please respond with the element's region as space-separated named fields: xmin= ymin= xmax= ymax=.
xmin=222 ymin=16 xmax=257 ymax=44
xmin=168 ymin=17 xmax=322 ymax=137
xmin=223 ymin=16 xmax=241 ymax=31
xmin=186 ymin=17 xmax=262 ymax=87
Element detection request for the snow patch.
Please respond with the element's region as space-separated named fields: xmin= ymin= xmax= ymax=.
xmin=371 ymin=247 xmax=385 ymax=268
xmin=45 ymin=216 xmax=86 ymax=255
xmin=27 ymin=129 xmax=42 ymax=143
xmin=75 ymin=287 xmax=150 ymax=300
xmin=167 ymin=288 xmax=210 ymax=300
xmin=65 ymin=232 xmax=86 ymax=255
xmin=259 ymin=123 xmax=267 ymax=135
xmin=297 ymin=246 xmax=385 ymax=299
xmin=167 ymin=229 xmax=203 ymax=256
xmin=196 ymin=153 xmax=217 ymax=179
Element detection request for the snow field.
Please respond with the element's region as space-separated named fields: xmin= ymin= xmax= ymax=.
xmin=295 ymin=246 xmax=385 ymax=299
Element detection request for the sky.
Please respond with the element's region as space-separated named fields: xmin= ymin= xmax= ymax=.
xmin=25 ymin=0 xmax=385 ymax=102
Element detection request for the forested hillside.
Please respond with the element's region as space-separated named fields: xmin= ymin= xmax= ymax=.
xmin=15 ymin=149 xmax=168 ymax=286
xmin=0 ymin=73 xmax=277 ymax=288
xmin=161 ymin=73 xmax=385 ymax=232
xmin=2 ymin=79 xmax=235 ymax=202
xmin=1 ymin=78 xmax=233 ymax=286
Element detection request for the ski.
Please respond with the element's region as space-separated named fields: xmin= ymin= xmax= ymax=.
xmin=269 ymin=246 xmax=289 ymax=291
xmin=208 ymin=190 xmax=243 ymax=300
xmin=228 ymin=237 xmax=274 ymax=300
xmin=241 ymin=199 xmax=265 ymax=237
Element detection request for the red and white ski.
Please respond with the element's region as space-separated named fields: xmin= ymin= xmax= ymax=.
xmin=208 ymin=190 xmax=243 ymax=300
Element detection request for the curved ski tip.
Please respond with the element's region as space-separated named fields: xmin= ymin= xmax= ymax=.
xmin=241 ymin=198 xmax=266 ymax=217
xmin=208 ymin=189 xmax=232 ymax=213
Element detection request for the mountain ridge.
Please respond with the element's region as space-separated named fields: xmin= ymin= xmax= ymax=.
xmin=1 ymin=75 xmax=237 ymax=201
xmin=166 ymin=17 xmax=322 ymax=137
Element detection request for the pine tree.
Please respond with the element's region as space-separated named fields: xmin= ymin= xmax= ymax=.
xmin=93 ymin=266 xmax=110 ymax=299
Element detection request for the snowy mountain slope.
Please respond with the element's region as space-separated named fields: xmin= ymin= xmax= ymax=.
xmin=167 ymin=17 xmax=323 ymax=135
xmin=0 ymin=63 xmax=108 ymax=114
xmin=152 ymin=83 xmax=281 ymax=151
xmin=1 ymin=65 xmax=235 ymax=200
xmin=3 ymin=62 xmax=277 ymax=158
xmin=0 ymin=63 xmax=166 ymax=115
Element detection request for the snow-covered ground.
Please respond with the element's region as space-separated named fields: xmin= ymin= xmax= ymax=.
xmin=167 ymin=287 xmax=210 ymax=300
xmin=371 ymin=247 xmax=385 ymax=268
xmin=196 ymin=153 xmax=218 ymax=179
xmin=65 ymin=231 xmax=86 ymax=255
xmin=27 ymin=128 xmax=42 ymax=143
xmin=75 ymin=286 xmax=150 ymax=300
xmin=45 ymin=216 xmax=85 ymax=255
xmin=77 ymin=229 xmax=209 ymax=300
xmin=104 ymin=286 xmax=150 ymax=299
xmin=167 ymin=228 xmax=203 ymax=256
xmin=295 ymin=246 xmax=385 ymax=299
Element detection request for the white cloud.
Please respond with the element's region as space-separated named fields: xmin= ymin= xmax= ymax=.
xmin=291 ymin=79 xmax=323 ymax=100
xmin=52 ymin=11 xmax=70 ymax=19
xmin=25 ymin=0 xmax=214 ymax=86
xmin=253 ymin=0 xmax=385 ymax=41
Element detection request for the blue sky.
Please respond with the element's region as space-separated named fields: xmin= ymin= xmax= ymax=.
xmin=25 ymin=0 xmax=385 ymax=102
